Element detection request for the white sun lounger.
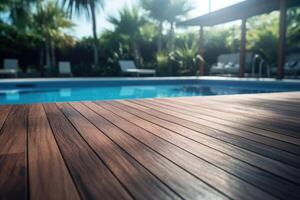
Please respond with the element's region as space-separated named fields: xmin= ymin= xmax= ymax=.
xmin=119 ymin=60 xmax=156 ymax=77
xmin=0 ymin=59 xmax=18 ymax=78
xmin=58 ymin=61 xmax=72 ymax=77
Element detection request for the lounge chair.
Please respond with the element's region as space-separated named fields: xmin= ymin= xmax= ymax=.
xmin=58 ymin=61 xmax=72 ymax=77
xmin=119 ymin=60 xmax=156 ymax=77
xmin=209 ymin=54 xmax=230 ymax=75
xmin=0 ymin=59 xmax=18 ymax=78
xmin=270 ymin=53 xmax=300 ymax=78
xmin=283 ymin=53 xmax=300 ymax=78
xmin=210 ymin=53 xmax=254 ymax=76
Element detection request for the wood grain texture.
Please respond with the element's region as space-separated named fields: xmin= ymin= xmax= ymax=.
xmin=0 ymin=105 xmax=28 ymax=200
xmin=70 ymin=101 xmax=227 ymax=200
xmin=208 ymin=95 xmax=300 ymax=119
xmin=124 ymin=100 xmax=300 ymax=168
xmin=96 ymin=101 xmax=299 ymax=199
xmin=57 ymin=102 xmax=180 ymax=200
xmin=89 ymin=101 xmax=278 ymax=200
xmin=109 ymin=101 xmax=300 ymax=183
xmin=171 ymin=98 xmax=300 ymax=129
xmin=157 ymin=98 xmax=300 ymax=142
xmin=43 ymin=103 xmax=132 ymax=200
xmin=28 ymin=104 xmax=80 ymax=200
xmin=1 ymin=92 xmax=300 ymax=200
xmin=0 ymin=105 xmax=12 ymax=131
xmin=134 ymin=99 xmax=300 ymax=155
xmin=148 ymin=98 xmax=300 ymax=146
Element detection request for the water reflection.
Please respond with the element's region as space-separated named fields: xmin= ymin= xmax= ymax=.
xmin=0 ymin=84 xmax=290 ymax=105
xmin=5 ymin=90 xmax=20 ymax=101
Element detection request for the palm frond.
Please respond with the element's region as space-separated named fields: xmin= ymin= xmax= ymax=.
xmin=62 ymin=0 xmax=105 ymax=19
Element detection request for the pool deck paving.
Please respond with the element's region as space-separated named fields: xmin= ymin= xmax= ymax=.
xmin=0 ymin=92 xmax=300 ymax=200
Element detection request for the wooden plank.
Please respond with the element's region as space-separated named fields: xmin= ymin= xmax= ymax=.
xmin=124 ymin=100 xmax=300 ymax=168
xmin=222 ymin=96 xmax=300 ymax=113
xmin=209 ymin=96 xmax=300 ymax=118
xmin=0 ymin=105 xmax=12 ymax=131
xmin=43 ymin=104 xmax=132 ymax=200
xmin=171 ymin=97 xmax=300 ymax=133
xmin=135 ymin=99 xmax=300 ymax=155
xmin=57 ymin=102 xmax=180 ymax=200
xmin=242 ymin=96 xmax=300 ymax=111
xmin=150 ymin=98 xmax=300 ymax=142
xmin=204 ymin=96 xmax=300 ymax=122
xmin=97 ymin=101 xmax=300 ymax=199
xmin=171 ymin=98 xmax=300 ymax=127
xmin=28 ymin=104 xmax=80 ymax=200
xmin=248 ymin=94 xmax=300 ymax=103
xmin=70 ymin=102 xmax=227 ymax=200
xmin=111 ymin=101 xmax=300 ymax=182
xmin=153 ymin=98 xmax=300 ymax=143
xmin=86 ymin=101 xmax=279 ymax=200
xmin=0 ymin=105 xmax=28 ymax=200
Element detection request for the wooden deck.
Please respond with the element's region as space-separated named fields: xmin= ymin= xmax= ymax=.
xmin=0 ymin=92 xmax=300 ymax=200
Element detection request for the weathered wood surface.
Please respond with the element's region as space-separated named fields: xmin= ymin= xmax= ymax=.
xmin=0 ymin=92 xmax=300 ymax=200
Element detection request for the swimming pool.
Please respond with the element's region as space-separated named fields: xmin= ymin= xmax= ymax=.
xmin=0 ymin=77 xmax=300 ymax=105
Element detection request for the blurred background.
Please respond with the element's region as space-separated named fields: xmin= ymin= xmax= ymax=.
xmin=0 ymin=0 xmax=299 ymax=77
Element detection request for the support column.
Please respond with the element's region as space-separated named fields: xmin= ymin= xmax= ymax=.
xmin=199 ymin=26 xmax=205 ymax=76
xmin=239 ymin=18 xmax=246 ymax=77
xmin=277 ymin=0 xmax=287 ymax=79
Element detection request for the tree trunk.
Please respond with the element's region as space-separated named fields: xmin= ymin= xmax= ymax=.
xmin=51 ymin=40 xmax=56 ymax=71
xmin=132 ymin=40 xmax=141 ymax=66
xmin=11 ymin=4 xmax=18 ymax=26
xmin=90 ymin=3 xmax=99 ymax=68
xmin=39 ymin=47 xmax=44 ymax=77
xmin=169 ymin=21 xmax=175 ymax=51
xmin=45 ymin=38 xmax=51 ymax=70
xmin=157 ymin=21 xmax=163 ymax=52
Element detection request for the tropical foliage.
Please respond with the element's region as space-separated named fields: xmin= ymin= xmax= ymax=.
xmin=63 ymin=0 xmax=105 ymax=67
xmin=33 ymin=1 xmax=74 ymax=74
xmin=0 ymin=0 xmax=300 ymax=77
xmin=108 ymin=7 xmax=145 ymax=63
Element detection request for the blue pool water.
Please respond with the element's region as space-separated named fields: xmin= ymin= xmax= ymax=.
xmin=0 ymin=78 xmax=299 ymax=105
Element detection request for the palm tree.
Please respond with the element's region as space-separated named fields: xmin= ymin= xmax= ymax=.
xmin=0 ymin=0 xmax=35 ymax=30
xmin=33 ymin=1 xmax=73 ymax=75
xmin=108 ymin=7 xmax=145 ymax=62
xmin=141 ymin=0 xmax=169 ymax=52
xmin=63 ymin=0 xmax=104 ymax=67
xmin=165 ymin=0 xmax=192 ymax=50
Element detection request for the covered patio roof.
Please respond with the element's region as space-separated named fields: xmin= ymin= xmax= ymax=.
xmin=179 ymin=0 xmax=300 ymax=27
xmin=178 ymin=0 xmax=300 ymax=79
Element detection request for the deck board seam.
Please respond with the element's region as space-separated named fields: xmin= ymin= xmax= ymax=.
xmin=144 ymin=99 xmax=300 ymax=145
xmin=26 ymin=105 xmax=30 ymax=200
xmin=105 ymin=101 xmax=300 ymax=183
xmin=207 ymin=98 xmax=300 ymax=118
xmin=132 ymin=100 xmax=300 ymax=156
xmin=68 ymin=102 xmax=186 ymax=200
xmin=189 ymin=101 xmax=299 ymax=124
xmin=42 ymin=104 xmax=83 ymax=200
xmin=97 ymin=101 xmax=300 ymax=194
xmin=202 ymin=98 xmax=300 ymax=122
xmin=86 ymin=101 xmax=262 ymax=199
xmin=57 ymin=103 xmax=137 ymax=200
xmin=79 ymin=101 xmax=231 ymax=199
xmin=0 ymin=105 xmax=13 ymax=138
xmin=127 ymin=100 xmax=300 ymax=168
xmin=166 ymin=99 xmax=300 ymax=140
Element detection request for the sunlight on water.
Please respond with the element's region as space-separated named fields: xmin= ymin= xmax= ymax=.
xmin=0 ymin=84 xmax=288 ymax=105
